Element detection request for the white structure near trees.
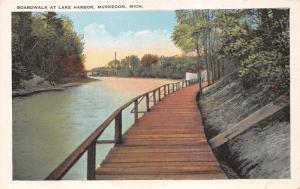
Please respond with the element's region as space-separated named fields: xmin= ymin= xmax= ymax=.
xmin=185 ymin=68 xmax=207 ymax=81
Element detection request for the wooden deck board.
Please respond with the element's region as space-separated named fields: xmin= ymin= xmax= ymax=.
xmin=95 ymin=84 xmax=226 ymax=180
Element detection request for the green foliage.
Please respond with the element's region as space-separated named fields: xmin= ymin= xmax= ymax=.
xmin=172 ymin=10 xmax=208 ymax=53
xmin=172 ymin=11 xmax=196 ymax=53
xmin=120 ymin=55 xmax=140 ymax=70
xmin=172 ymin=9 xmax=289 ymax=94
xmin=12 ymin=12 xmax=85 ymax=89
xmin=141 ymin=54 xmax=159 ymax=68
xmin=108 ymin=59 xmax=121 ymax=69
xmin=12 ymin=12 xmax=34 ymax=88
xmin=217 ymin=9 xmax=289 ymax=93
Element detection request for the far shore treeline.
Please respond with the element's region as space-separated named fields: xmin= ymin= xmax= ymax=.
xmin=12 ymin=12 xmax=85 ymax=89
xmin=92 ymin=54 xmax=205 ymax=79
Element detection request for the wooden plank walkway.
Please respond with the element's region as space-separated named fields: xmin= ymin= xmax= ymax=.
xmin=95 ymin=84 xmax=226 ymax=180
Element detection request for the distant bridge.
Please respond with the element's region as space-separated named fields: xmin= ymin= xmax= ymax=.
xmin=46 ymin=80 xmax=226 ymax=180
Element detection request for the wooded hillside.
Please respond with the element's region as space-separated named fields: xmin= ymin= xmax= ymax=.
xmin=12 ymin=12 xmax=85 ymax=89
xmin=172 ymin=9 xmax=289 ymax=95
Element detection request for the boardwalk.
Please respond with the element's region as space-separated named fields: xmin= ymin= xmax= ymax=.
xmin=95 ymin=84 xmax=226 ymax=180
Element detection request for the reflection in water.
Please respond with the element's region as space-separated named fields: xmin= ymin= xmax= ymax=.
xmin=13 ymin=77 xmax=176 ymax=180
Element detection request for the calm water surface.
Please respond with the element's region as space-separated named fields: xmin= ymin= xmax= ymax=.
xmin=13 ymin=77 xmax=176 ymax=180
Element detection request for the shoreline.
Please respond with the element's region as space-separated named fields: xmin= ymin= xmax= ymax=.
xmin=89 ymin=75 xmax=182 ymax=81
xmin=12 ymin=77 xmax=98 ymax=98
xmin=12 ymin=76 xmax=181 ymax=98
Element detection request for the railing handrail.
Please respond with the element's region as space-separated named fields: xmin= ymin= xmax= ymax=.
xmin=45 ymin=79 xmax=199 ymax=180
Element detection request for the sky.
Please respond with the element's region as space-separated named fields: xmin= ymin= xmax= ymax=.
xmin=59 ymin=11 xmax=182 ymax=69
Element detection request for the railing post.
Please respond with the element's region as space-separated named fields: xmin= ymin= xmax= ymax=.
xmin=158 ymin=87 xmax=161 ymax=101
xmin=134 ymin=99 xmax=138 ymax=122
xmin=146 ymin=93 xmax=150 ymax=112
xmin=115 ymin=111 xmax=122 ymax=144
xmin=172 ymin=83 xmax=174 ymax=92
xmin=168 ymin=84 xmax=170 ymax=94
xmin=87 ymin=141 xmax=96 ymax=180
xmin=164 ymin=85 xmax=166 ymax=97
xmin=153 ymin=90 xmax=156 ymax=105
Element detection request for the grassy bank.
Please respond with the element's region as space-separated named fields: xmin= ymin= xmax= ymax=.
xmin=198 ymin=74 xmax=290 ymax=179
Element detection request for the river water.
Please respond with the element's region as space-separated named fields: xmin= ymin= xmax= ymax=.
xmin=13 ymin=77 xmax=176 ymax=180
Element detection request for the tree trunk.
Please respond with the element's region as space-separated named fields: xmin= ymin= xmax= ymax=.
xmin=205 ymin=10 xmax=211 ymax=84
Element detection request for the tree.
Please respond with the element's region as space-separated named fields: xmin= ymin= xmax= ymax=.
xmin=108 ymin=59 xmax=121 ymax=69
xmin=12 ymin=12 xmax=34 ymax=88
xmin=120 ymin=57 xmax=130 ymax=69
xmin=120 ymin=55 xmax=140 ymax=70
xmin=141 ymin=54 xmax=159 ymax=70
xmin=128 ymin=55 xmax=140 ymax=70
xmin=172 ymin=10 xmax=213 ymax=84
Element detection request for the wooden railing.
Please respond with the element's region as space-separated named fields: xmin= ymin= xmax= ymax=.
xmin=45 ymin=79 xmax=199 ymax=180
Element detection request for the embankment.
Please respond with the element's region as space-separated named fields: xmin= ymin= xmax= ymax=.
xmin=198 ymin=74 xmax=290 ymax=179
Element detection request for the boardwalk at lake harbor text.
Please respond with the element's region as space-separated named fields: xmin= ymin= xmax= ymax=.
xmin=46 ymin=80 xmax=225 ymax=180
